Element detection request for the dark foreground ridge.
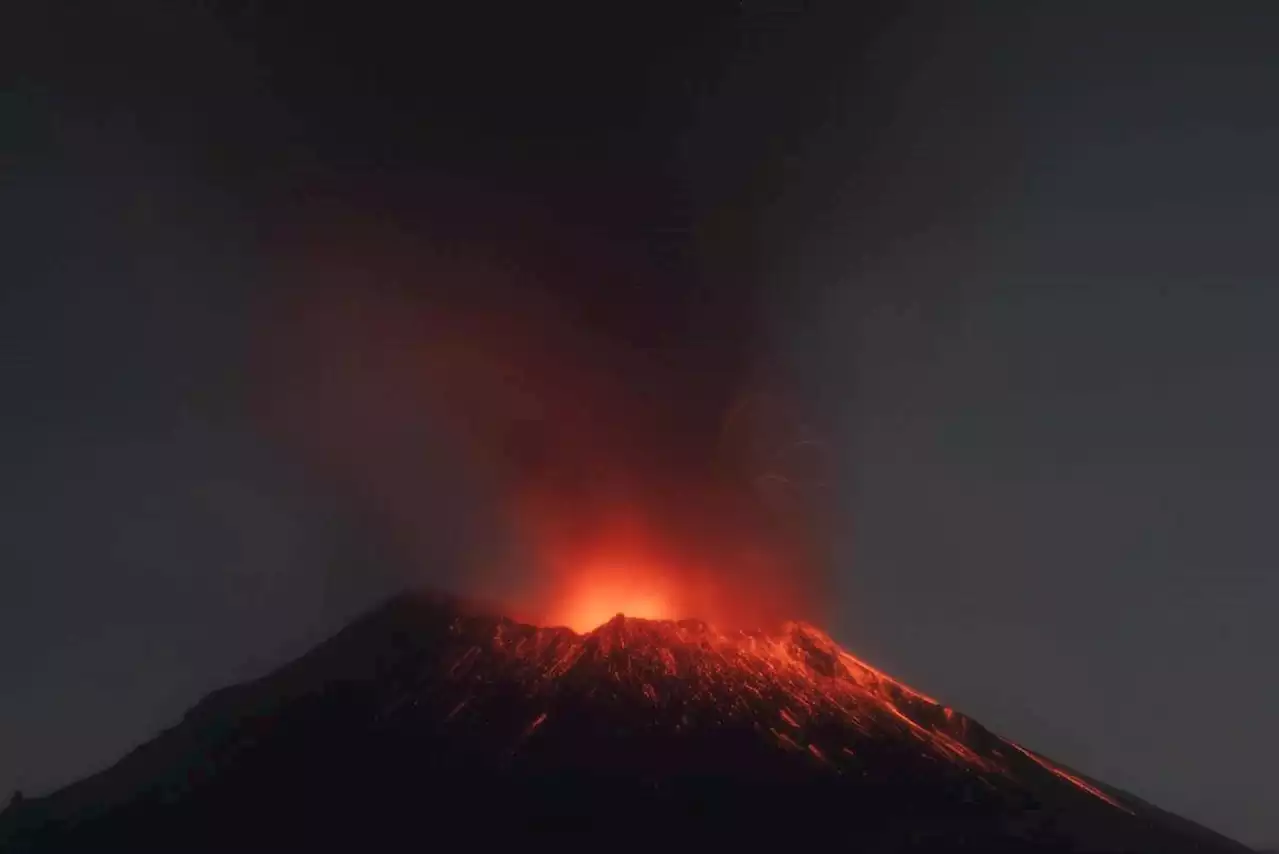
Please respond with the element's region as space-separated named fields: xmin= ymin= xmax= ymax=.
xmin=0 ymin=590 xmax=1251 ymax=853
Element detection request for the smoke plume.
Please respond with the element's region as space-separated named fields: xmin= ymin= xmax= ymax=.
xmin=254 ymin=199 xmax=830 ymax=630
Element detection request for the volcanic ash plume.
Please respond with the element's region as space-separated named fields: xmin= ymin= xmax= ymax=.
xmin=255 ymin=222 xmax=831 ymax=630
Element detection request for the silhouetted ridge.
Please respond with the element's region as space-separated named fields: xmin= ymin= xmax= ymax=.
xmin=0 ymin=589 xmax=1252 ymax=854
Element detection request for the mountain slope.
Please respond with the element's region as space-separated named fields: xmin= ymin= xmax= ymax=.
xmin=0 ymin=590 xmax=1250 ymax=853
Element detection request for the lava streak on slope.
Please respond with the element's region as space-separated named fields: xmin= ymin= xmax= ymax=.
xmin=427 ymin=605 xmax=1131 ymax=814
xmin=2 ymin=590 xmax=1236 ymax=854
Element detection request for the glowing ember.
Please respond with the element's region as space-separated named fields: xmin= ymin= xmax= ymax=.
xmin=1008 ymin=743 xmax=1134 ymax=813
xmin=546 ymin=569 xmax=677 ymax=632
xmin=434 ymin=607 xmax=1132 ymax=815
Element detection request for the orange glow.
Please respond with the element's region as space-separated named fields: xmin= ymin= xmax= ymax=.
xmin=548 ymin=569 xmax=677 ymax=632
xmin=506 ymin=497 xmax=759 ymax=632
xmin=1007 ymin=742 xmax=1133 ymax=813
xmin=436 ymin=608 xmax=1134 ymax=815
xmin=256 ymin=229 xmax=830 ymax=664
xmin=501 ymin=483 xmax=815 ymax=636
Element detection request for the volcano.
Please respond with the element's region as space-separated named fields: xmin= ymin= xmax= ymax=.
xmin=0 ymin=590 xmax=1249 ymax=853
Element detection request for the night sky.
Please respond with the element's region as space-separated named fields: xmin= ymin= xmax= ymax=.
xmin=4 ymin=2 xmax=1274 ymax=846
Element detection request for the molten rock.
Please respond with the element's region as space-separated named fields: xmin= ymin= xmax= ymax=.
xmin=0 ymin=591 xmax=1251 ymax=853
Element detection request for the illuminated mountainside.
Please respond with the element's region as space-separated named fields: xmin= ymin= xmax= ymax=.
xmin=0 ymin=591 xmax=1250 ymax=853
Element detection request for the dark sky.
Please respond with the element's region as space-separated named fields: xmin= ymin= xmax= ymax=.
xmin=4 ymin=2 xmax=1274 ymax=846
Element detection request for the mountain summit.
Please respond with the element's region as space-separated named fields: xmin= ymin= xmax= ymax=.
xmin=0 ymin=591 xmax=1250 ymax=853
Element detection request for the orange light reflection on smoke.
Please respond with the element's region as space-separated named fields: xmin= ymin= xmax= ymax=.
xmin=546 ymin=564 xmax=678 ymax=632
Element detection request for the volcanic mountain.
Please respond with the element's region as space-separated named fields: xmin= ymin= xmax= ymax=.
xmin=0 ymin=590 xmax=1249 ymax=853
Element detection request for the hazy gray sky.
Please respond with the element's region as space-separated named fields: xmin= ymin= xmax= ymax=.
xmin=3 ymin=3 xmax=1273 ymax=846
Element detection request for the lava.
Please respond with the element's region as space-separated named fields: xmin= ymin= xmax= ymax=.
xmin=436 ymin=608 xmax=1131 ymax=814
xmin=250 ymin=245 xmax=1129 ymax=821
xmin=1008 ymin=743 xmax=1133 ymax=814
xmin=547 ymin=573 xmax=677 ymax=633
xmin=5 ymin=588 xmax=1227 ymax=854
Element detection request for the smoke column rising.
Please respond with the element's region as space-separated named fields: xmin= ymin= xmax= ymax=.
xmin=253 ymin=210 xmax=832 ymax=630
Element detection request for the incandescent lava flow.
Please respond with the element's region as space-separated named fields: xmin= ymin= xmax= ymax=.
xmin=436 ymin=597 xmax=1127 ymax=813
xmin=1 ymin=589 xmax=1253 ymax=853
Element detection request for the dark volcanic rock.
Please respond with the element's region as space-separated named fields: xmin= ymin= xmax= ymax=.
xmin=0 ymin=590 xmax=1251 ymax=853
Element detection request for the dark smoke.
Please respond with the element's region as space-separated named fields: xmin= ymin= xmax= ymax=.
xmin=252 ymin=196 xmax=831 ymax=626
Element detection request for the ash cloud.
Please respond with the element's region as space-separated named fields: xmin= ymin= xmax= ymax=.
xmin=222 ymin=4 xmax=864 ymax=628
xmin=254 ymin=201 xmax=832 ymax=627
